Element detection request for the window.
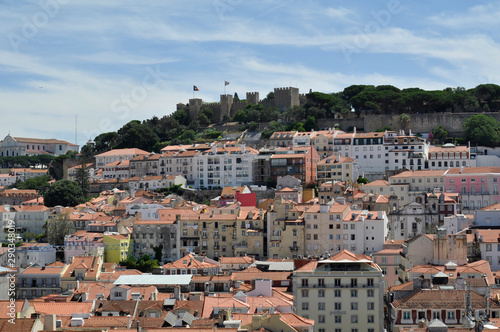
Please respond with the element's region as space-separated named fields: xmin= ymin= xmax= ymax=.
xmin=318 ymin=302 xmax=325 ymax=310
xmin=403 ymin=311 xmax=411 ymax=320
xmin=487 ymin=244 xmax=492 ymax=251
xmin=302 ymin=279 xmax=308 ymax=287
xmin=318 ymin=289 xmax=325 ymax=297
xmin=334 ymin=302 xmax=342 ymax=310
xmin=351 ymin=290 xmax=358 ymax=297
xmin=335 ymin=316 xmax=342 ymax=323
xmin=368 ymin=315 xmax=375 ymax=323
xmin=351 ymin=278 xmax=357 ymax=287
xmin=367 ymin=302 xmax=375 ymax=310
xmin=301 ymin=289 xmax=308 ymax=297
xmin=367 ymin=278 xmax=374 ymax=287
xmin=334 ymin=290 xmax=341 ymax=297
xmin=318 ymin=278 xmax=325 ymax=287
xmin=318 ymin=315 xmax=325 ymax=323
xmin=367 ymin=290 xmax=374 ymax=297
xmin=433 ymin=311 xmax=441 ymax=319
xmin=351 ymin=302 xmax=358 ymax=310
xmin=351 ymin=315 xmax=358 ymax=323
xmin=302 ymin=302 xmax=309 ymax=310
xmin=334 ymin=278 xmax=341 ymax=287
xmin=447 ymin=311 xmax=456 ymax=320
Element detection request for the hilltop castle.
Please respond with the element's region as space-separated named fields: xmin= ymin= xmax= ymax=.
xmin=178 ymin=87 xmax=304 ymax=122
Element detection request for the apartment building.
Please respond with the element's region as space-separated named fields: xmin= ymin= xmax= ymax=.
xmin=293 ymin=250 xmax=384 ymax=332
xmin=389 ymin=169 xmax=447 ymax=197
xmin=193 ymin=145 xmax=258 ymax=189
xmin=270 ymin=146 xmax=320 ymax=185
xmin=316 ymin=155 xmax=357 ymax=185
xmin=95 ymin=148 xmax=149 ymax=168
xmin=129 ymin=153 xmax=160 ymax=177
xmin=61 ymin=256 xmax=103 ymax=291
xmin=17 ymin=265 xmax=67 ymax=299
xmin=444 ymin=166 xmax=500 ymax=213
xmin=101 ymin=159 xmax=130 ymax=179
xmin=384 ymin=132 xmax=429 ymax=171
xmin=427 ymin=144 xmax=475 ymax=169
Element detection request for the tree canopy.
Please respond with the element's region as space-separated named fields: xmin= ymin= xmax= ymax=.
xmin=463 ymin=114 xmax=500 ymax=147
xmin=43 ymin=180 xmax=86 ymax=207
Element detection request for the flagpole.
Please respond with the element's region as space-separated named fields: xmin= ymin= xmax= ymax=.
xmin=224 ymin=81 xmax=226 ymax=95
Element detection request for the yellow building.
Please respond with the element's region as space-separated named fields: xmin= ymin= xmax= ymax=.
xmin=179 ymin=203 xmax=267 ymax=260
xmin=103 ymin=233 xmax=132 ymax=264
xmin=316 ymin=154 xmax=358 ymax=185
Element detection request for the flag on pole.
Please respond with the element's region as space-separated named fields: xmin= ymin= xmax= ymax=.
xmin=193 ymin=85 xmax=199 ymax=91
xmin=224 ymin=81 xmax=230 ymax=86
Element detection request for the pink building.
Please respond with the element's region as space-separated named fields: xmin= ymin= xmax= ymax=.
xmin=444 ymin=167 xmax=500 ymax=213
xmin=372 ymin=240 xmax=405 ymax=290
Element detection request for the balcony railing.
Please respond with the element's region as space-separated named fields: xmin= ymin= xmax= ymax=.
xmin=290 ymin=246 xmax=299 ymax=252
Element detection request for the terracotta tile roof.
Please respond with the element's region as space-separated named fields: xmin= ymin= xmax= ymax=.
xmin=98 ymin=269 xmax=143 ymax=281
xmin=96 ymin=148 xmax=150 ymax=157
xmin=84 ymin=316 xmax=129 ymax=328
xmin=202 ymin=296 xmax=250 ymax=318
xmin=62 ymin=256 xmax=101 ymax=278
xmin=317 ymin=155 xmax=355 ymax=165
xmin=391 ymin=289 xmax=500 ymax=309
xmin=445 ymin=167 xmax=500 ymax=175
xmin=0 ymin=301 xmax=25 ymax=318
xmin=21 ymin=266 xmax=65 ymax=275
xmin=219 ymin=256 xmax=255 ymax=265
xmin=296 ymin=249 xmax=377 ymax=272
xmin=231 ymin=268 xmax=292 ymax=282
xmin=0 ymin=318 xmax=39 ymax=331
xmin=30 ymin=302 xmax=93 ymax=316
xmin=474 ymin=229 xmax=500 ymax=243
xmin=163 ymin=254 xmax=220 ymax=269
xmin=391 ymin=169 xmax=447 ymax=178
xmin=363 ymin=179 xmax=389 ymax=187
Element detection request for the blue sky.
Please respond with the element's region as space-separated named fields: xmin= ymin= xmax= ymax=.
xmin=1 ymin=0 xmax=500 ymax=147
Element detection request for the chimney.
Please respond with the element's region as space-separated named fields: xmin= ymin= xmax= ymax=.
xmin=174 ymin=285 xmax=181 ymax=300
xmin=353 ymin=127 xmax=356 ymax=134
xmin=212 ymin=145 xmax=217 ymax=154
xmin=377 ymin=211 xmax=383 ymax=219
xmin=241 ymin=144 xmax=246 ymax=153
xmin=44 ymin=314 xmax=56 ymax=331
xmin=127 ymin=315 xmax=132 ymax=329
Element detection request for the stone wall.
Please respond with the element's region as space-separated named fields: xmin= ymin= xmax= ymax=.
xmin=320 ymin=112 xmax=500 ymax=137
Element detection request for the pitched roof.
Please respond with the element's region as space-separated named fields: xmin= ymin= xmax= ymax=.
xmin=391 ymin=289 xmax=499 ymax=309
xmin=30 ymin=302 xmax=93 ymax=316
xmin=96 ymin=148 xmax=150 ymax=157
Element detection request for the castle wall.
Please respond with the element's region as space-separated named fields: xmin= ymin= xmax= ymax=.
xmin=319 ymin=112 xmax=500 ymax=137
xmin=246 ymin=92 xmax=259 ymax=105
xmin=274 ymin=87 xmax=299 ymax=111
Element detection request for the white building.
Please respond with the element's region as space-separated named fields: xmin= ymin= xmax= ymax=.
xmin=95 ymin=148 xmax=149 ymax=169
xmin=293 ymin=250 xmax=384 ymax=332
xmin=193 ymin=145 xmax=258 ymax=189
xmin=0 ymin=134 xmax=79 ymax=157
xmin=16 ymin=243 xmax=57 ymax=268
xmin=385 ymin=132 xmax=429 ymax=171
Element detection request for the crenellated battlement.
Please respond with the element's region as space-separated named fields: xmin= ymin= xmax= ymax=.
xmin=181 ymin=87 xmax=301 ymax=121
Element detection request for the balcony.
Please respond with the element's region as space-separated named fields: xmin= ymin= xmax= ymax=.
xmin=233 ymin=242 xmax=247 ymax=249
xmin=290 ymin=246 xmax=299 ymax=252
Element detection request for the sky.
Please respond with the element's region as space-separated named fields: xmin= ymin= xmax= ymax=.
xmin=1 ymin=0 xmax=500 ymax=148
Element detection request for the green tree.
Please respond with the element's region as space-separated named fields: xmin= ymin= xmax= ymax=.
xmin=115 ymin=120 xmax=159 ymax=151
xmin=44 ymin=180 xmax=86 ymax=207
xmin=233 ymin=110 xmax=247 ymax=123
xmin=399 ymin=113 xmax=411 ymax=131
xmin=357 ymin=177 xmax=369 ymax=184
xmin=47 ymin=213 xmax=75 ymax=246
xmin=74 ymin=162 xmax=91 ymax=198
xmin=463 ymin=114 xmax=500 ymax=147
xmin=9 ymin=174 xmax=51 ymax=191
xmin=94 ymin=132 xmax=120 ymax=153
xmin=432 ymin=125 xmax=448 ymax=143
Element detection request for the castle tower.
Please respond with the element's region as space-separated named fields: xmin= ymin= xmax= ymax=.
xmin=274 ymin=87 xmax=299 ymax=111
xmin=246 ymin=92 xmax=259 ymax=105
xmin=220 ymin=94 xmax=234 ymax=119
xmin=188 ymin=99 xmax=202 ymax=121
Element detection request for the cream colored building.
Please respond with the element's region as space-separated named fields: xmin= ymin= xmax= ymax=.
xmin=293 ymin=250 xmax=384 ymax=332
xmin=316 ymin=155 xmax=357 ymax=185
